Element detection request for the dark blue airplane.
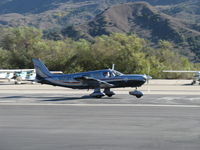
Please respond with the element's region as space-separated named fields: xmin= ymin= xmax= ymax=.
xmin=32 ymin=58 xmax=150 ymax=98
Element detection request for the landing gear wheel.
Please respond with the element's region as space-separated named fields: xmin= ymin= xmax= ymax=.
xmin=191 ymin=81 xmax=196 ymax=85
xmin=136 ymin=95 xmax=142 ymax=98
xmin=90 ymin=88 xmax=105 ymax=98
xmin=106 ymin=94 xmax=113 ymax=97
xmin=129 ymin=90 xmax=143 ymax=98
xmin=104 ymin=88 xmax=115 ymax=97
xmin=95 ymin=95 xmax=103 ymax=98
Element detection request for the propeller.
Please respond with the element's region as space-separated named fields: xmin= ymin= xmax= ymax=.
xmin=112 ymin=64 xmax=115 ymax=70
xmin=146 ymin=64 xmax=152 ymax=93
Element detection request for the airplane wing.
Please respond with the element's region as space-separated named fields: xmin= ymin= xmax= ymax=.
xmin=74 ymin=76 xmax=114 ymax=88
xmin=163 ymin=70 xmax=198 ymax=73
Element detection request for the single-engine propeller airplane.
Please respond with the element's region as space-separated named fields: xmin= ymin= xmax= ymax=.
xmin=32 ymin=58 xmax=151 ymax=98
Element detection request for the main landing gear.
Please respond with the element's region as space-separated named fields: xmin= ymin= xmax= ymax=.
xmin=191 ymin=80 xmax=200 ymax=85
xmin=90 ymin=88 xmax=115 ymax=98
xmin=90 ymin=88 xmax=143 ymax=98
xmin=191 ymin=81 xmax=196 ymax=85
xmin=104 ymin=88 xmax=115 ymax=97
xmin=129 ymin=88 xmax=143 ymax=98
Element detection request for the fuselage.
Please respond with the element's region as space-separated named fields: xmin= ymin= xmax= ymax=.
xmin=37 ymin=69 xmax=147 ymax=89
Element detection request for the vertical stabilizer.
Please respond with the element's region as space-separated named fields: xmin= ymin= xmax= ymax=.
xmin=32 ymin=58 xmax=52 ymax=79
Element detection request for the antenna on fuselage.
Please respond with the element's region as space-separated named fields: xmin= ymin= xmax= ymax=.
xmin=112 ymin=64 xmax=115 ymax=70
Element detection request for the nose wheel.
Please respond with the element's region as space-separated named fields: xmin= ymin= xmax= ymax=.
xmin=129 ymin=89 xmax=143 ymax=98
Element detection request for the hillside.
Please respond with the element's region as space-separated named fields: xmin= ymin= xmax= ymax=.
xmin=0 ymin=0 xmax=189 ymax=29
xmin=0 ymin=0 xmax=101 ymax=29
xmin=77 ymin=2 xmax=200 ymax=61
xmin=1 ymin=0 xmax=200 ymax=61
xmin=0 ymin=0 xmax=188 ymax=14
xmin=158 ymin=0 xmax=200 ymax=24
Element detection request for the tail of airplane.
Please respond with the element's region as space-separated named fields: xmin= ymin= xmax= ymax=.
xmin=32 ymin=58 xmax=53 ymax=80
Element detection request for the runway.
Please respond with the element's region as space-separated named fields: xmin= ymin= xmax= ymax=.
xmin=0 ymin=80 xmax=200 ymax=150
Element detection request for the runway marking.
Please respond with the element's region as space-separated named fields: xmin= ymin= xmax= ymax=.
xmin=0 ymin=103 xmax=200 ymax=108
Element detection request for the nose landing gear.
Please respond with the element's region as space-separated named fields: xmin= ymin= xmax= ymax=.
xmin=129 ymin=89 xmax=143 ymax=98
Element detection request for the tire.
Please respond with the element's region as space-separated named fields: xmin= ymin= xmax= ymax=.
xmin=106 ymin=94 xmax=113 ymax=97
xmin=191 ymin=81 xmax=196 ymax=85
xmin=136 ymin=95 xmax=142 ymax=98
xmin=95 ymin=95 xmax=103 ymax=98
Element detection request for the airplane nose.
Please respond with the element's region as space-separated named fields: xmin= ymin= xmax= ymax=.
xmin=147 ymin=75 xmax=152 ymax=80
xmin=143 ymin=74 xmax=152 ymax=81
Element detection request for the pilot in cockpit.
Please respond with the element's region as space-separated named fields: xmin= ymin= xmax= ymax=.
xmin=103 ymin=71 xmax=111 ymax=78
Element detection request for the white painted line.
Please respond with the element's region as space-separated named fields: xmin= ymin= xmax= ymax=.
xmin=0 ymin=103 xmax=200 ymax=108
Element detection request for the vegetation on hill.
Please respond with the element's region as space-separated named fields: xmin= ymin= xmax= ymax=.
xmin=0 ymin=27 xmax=198 ymax=79
xmin=1 ymin=1 xmax=200 ymax=63
xmin=0 ymin=0 xmax=188 ymax=15
xmin=40 ymin=2 xmax=200 ymax=63
xmin=76 ymin=2 xmax=200 ymax=62
xmin=158 ymin=0 xmax=200 ymax=24
xmin=0 ymin=0 xmax=200 ymax=78
xmin=0 ymin=0 xmax=190 ymax=29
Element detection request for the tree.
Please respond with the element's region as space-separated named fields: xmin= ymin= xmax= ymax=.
xmin=0 ymin=48 xmax=11 ymax=68
xmin=0 ymin=27 xmax=43 ymax=68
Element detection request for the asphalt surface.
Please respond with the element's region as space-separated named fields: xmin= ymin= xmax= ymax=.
xmin=0 ymin=81 xmax=200 ymax=150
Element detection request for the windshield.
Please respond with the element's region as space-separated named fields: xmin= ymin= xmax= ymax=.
xmin=112 ymin=70 xmax=123 ymax=76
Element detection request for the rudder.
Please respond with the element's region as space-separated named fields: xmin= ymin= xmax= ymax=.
xmin=32 ymin=58 xmax=52 ymax=79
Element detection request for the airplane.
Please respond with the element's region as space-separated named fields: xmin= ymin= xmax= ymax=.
xmin=0 ymin=69 xmax=36 ymax=84
xmin=163 ymin=70 xmax=200 ymax=85
xmin=32 ymin=58 xmax=151 ymax=98
xmin=0 ymin=69 xmax=63 ymax=84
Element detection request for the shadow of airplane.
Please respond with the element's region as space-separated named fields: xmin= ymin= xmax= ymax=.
xmin=182 ymin=83 xmax=197 ymax=86
xmin=42 ymin=95 xmax=94 ymax=101
xmin=1 ymin=95 xmax=117 ymax=102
